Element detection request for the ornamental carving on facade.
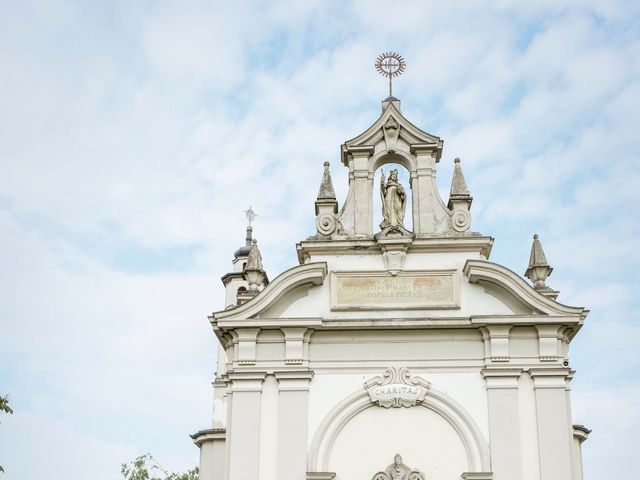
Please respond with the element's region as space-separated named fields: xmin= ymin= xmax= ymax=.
xmin=364 ymin=367 xmax=430 ymax=408
xmin=371 ymin=454 xmax=425 ymax=480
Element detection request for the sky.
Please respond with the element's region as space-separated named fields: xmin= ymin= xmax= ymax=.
xmin=0 ymin=0 xmax=638 ymax=478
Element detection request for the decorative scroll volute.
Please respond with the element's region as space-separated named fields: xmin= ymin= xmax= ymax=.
xmin=364 ymin=367 xmax=430 ymax=408
xmin=371 ymin=454 xmax=426 ymax=480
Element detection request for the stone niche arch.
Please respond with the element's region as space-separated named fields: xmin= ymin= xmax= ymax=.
xmin=368 ymin=150 xmax=417 ymax=232
xmin=370 ymin=150 xmax=417 ymax=175
xmin=308 ymin=385 xmax=490 ymax=477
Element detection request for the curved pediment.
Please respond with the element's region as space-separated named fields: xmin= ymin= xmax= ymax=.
xmin=463 ymin=260 xmax=588 ymax=318
xmin=341 ymin=101 xmax=443 ymax=165
xmin=211 ymin=262 xmax=327 ymax=323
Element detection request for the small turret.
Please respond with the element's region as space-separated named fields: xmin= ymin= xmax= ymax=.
xmin=524 ymin=234 xmax=559 ymax=299
xmin=221 ymin=225 xmax=252 ymax=308
xmin=447 ymin=158 xmax=473 ymax=233
xmin=221 ymin=208 xmax=269 ymax=307
xmin=233 ymin=225 xmax=253 ymax=258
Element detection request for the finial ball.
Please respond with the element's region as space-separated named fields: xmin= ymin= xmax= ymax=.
xmin=324 ymin=161 xmax=330 ymax=167
xmin=454 ymin=157 xmax=461 ymax=163
xmin=534 ymin=234 xmax=539 ymax=240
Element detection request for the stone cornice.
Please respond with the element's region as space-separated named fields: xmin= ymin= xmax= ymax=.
xmin=297 ymin=236 xmax=493 ymax=263
xmin=227 ymin=371 xmax=267 ymax=392
xmin=215 ymin=314 xmax=585 ymax=333
xmin=343 ymin=145 xmax=375 ymax=157
xmin=190 ymin=427 xmax=226 ymax=447
xmin=275 ymin=370 xmax=314 ymax=391
xmin=481 ymin=368 xmax=523 ymax=388
xmin=220 ymin=271 xmax=243 ymax=284
xmin=216 ymin=317 xmax=323 ymax=330
xmin=529 ymin=367 xmax=573 ymax=388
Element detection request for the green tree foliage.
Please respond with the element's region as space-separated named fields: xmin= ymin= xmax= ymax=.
xmin=0 ymin=395 xmax=14 ymax=474
xmin=121 ymin=454 xmax=198 ymax=480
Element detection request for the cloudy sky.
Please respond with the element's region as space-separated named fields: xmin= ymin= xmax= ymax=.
xmin=0 ymin=0 xmax=638 ymax=478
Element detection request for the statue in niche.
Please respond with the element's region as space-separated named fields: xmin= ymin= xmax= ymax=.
xmin=380 ymin=169 xmax=406 ymax=230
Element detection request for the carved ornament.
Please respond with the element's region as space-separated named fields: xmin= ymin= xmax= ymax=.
xmin=316 ymin=212 xmax=342 ymax=237
xmin=371 ymin=454 xmax=425 ymax=480
xmin=364 ymin=367 xmax=430 ymax=408
xmin=383 ymin=116 xmax=400 ymax=152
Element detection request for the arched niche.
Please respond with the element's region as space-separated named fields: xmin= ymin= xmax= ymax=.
xmin=370 ymin=151 xmax=416 ymax=233
xmin=308 ymin=386 xmax=490 ymax=476
xmin=369 ymin=151 xmax=417 ymax=175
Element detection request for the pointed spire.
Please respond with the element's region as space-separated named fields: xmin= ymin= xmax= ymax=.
xmin=317 ymin=162 xmax=336 ymax=201
xmin=524 ymin=234 xmax=558 ymax=298
xmin=246 ymin=239 xmax=264 ymax=272
xmin=528 ymin=234 xmax=549 ymax=269
xmin=449 ymin=158 xmax=470 ymax=198
xmin=315 ymin=162 xmax=338 ymax=218
xmin=447 ymin=158 xmax=473 ymax=233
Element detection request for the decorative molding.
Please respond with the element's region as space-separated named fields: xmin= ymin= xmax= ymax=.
xmin=485 ymin=325 xmax=512 ymax=363
xmin=296 ymin=236 xmax=493 ymax=263
xmin=227 ymin=372 xmax=266 ymax=393
xmin=529 ymin=368 xmax=572 ymax=389
xmin=211 ymin=262 xmax=327 ymax=323
xmin=365 ymin=367 xmax=430 ymax=408
xmin=536 ymin=324 xmax=562 ymax=362
xmin=341 ymin=101 xmax=442 ymax=167
xmin=464 ymin=260 xmax=588 ymax=318
xmin=450 ymin=209 xmax=471 ymax=233
xmin=307 ymin=473 xmax=336 ymax=480
xmin=190 ymin=427 xmax=226 ymax=447
xmin=275 ymin=370 xmax=314 ymax=391
xmin=481 ymin=368 xmax=523 ymax=389
xmin=235 ymin=328 xmax=260 ymax=365
xmin=281 ymin=327 xmax=308 ymax=365
xmin=307 ymin=384 xmax=491 ymax=473
xmin=316 ymin=212 xmax=341 ymax=237
xmin=383 ymin=116 xmax=400 ymax=153
xmin=371 ymin=454 xmax=425 ymax=480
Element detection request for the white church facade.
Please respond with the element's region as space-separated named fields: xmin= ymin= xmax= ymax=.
xmin=191 ymin=94 xmax=590 ymax=480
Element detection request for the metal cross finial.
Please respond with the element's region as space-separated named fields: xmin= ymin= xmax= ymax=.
xmin=375 ymin=51 xmax=406 ymax=97
xmin=243 ymin=206 xmax=257 ymax=226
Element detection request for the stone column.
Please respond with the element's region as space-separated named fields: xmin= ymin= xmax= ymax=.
xmin=194 ymin=429 xmax=226 ymax=480
xmin=530 ymin=369 xmax=573 ymax=480
xmin=227 ymin=372 xmax=266 ymax=480
xmin=348 ymin=146 xmax=374 ymax=237
xmin=275 ymin=371 xmax=314 ymax=480
xmin=482 ymin=369 xmax=523 ymax=480
xmin=571 ymin=426 xmax=590 ymax=480
xmin=409 ymin=145 xmax=446 ymax=236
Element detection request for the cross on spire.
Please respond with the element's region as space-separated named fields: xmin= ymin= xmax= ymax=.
xmin=375 ymin=52 xmax=406 ymax=98
xmin=243 ymin=206 xmax=257 ymax=226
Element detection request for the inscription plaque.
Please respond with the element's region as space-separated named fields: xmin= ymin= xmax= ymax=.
xmin=365 ymin=367 xmax=430 ymax=408
xmin=331 ymin=270 xmax=458 ymax=310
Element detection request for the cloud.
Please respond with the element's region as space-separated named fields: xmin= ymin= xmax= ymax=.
xmin=0 ymin=1 xmax=638 ymax=479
